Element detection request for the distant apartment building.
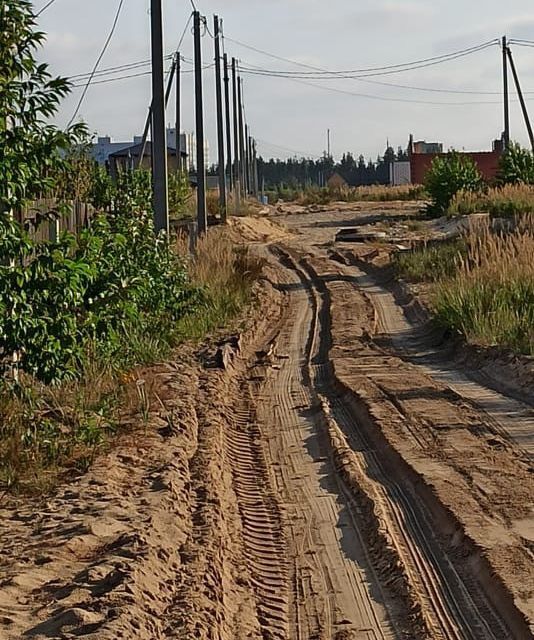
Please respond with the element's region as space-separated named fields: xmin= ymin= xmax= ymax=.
xmin=412 ymin=140 xmax=444 ymax=154
xmin=91 ymin=136 xmax=138 ymax=165
xmin=169 ymin=129 xmax=210 ymax=171
xmin=92 ymin=129 xmax=191 ymax=170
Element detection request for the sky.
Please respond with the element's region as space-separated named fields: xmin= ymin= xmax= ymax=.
xmin=36 ymin=0 xmax=534 ymax=162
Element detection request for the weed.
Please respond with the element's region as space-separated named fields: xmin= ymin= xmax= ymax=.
xmin=449 ymin=184 xmax=534 ymax=218
xmin=433 ymin=217 xmax=534 ymax=354
xmin=394 ymin=240 xmax=466 ymax=283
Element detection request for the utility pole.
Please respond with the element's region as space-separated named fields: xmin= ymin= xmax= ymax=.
xmin=244 ymin=123 xmax=250 ymax=194
xmin=194 ymin=11 xmax=207 ymax=234
xmin=327 ymin=128 xmax=331 ymax=158
xmin=213 ymin=15 xmax=226 ymax=221
xmin=252 ymin=138 xmax=259 ymax=198
xmin=237 ymin=75 xmax=246 ymax=198
xmin=502 ymin=36 xmax=510 ymax=149
xmin=506 ymin=45 xmax=534 ymax=152
xmin=139 ymin=47 xmax=176 ymax=170
xmin=231 ymin=57 xmax=240 ymax=212
xmin=150 ymin=0 xmax=169 ymax=233
xmin=175 ymin=52 xmax=181 ymax=168
xmin=247 ymin=134 xmax=254 ymax=195
xmin=223 ymin=53 xmax=232 ymax=192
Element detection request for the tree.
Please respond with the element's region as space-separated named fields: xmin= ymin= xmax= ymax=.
xmin=424 ymin=151 xmax=482 ymax=215
xmin=498 ymin=142 xmax=534 ymax=185
xmin=0 ymin=0 xmax=85 ymax=218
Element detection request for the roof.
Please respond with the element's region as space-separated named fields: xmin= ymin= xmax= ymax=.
xmin=109 ymin=141 xmax=187 ymax=158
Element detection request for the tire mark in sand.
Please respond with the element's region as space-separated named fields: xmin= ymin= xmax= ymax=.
xmin=258 ymin=246 xmax=397 ymax=640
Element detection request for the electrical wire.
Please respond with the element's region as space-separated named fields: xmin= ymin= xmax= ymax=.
xmin=256 ymin=138 xmax=321 ymax=158
xmin=70 ymin=66 xmax=200 ymax=88
xmin=237 ymin=42 xmax=498 ymax=81
xmin=67 ymin=0 xmax=125 ymax=126
xmin=240 ymin=66 xmax=516 ymax=106
xmin=225 ymin=36 xmax=499 ymax=78
xmin=36 ymin=0 xmax=57 ymax=16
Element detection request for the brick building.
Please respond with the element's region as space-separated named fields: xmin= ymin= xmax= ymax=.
xmin=408 ymin=135 xmax=503 ymax=184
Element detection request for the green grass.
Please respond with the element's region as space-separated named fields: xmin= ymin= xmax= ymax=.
xmin=449 ymin=184 xmax=534 ymax=218
xmin=393 ymin=239 xmax=466 ymax=283
xmin=393 ymin=220 xmax=534 ymax=355
xmin=434 ymin=278 xmax=534 ymax=354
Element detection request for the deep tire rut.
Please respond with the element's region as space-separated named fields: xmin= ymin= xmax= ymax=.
xmin=270 ymin=246 xmax=521 ymax=640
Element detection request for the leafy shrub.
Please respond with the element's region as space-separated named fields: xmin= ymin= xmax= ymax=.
xmin=498 ymin=143 xmax=534 ymax=185
xmin=424 ymin=152 xmax=483 ymax=215
xmin=168 ymin=171 xmax=193 ymax=221
xmin=0 ymin=205 xmax=203 ymax=384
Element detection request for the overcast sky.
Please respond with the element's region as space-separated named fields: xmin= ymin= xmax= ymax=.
xmin=36 ymin=0 xmax=534 ymax=161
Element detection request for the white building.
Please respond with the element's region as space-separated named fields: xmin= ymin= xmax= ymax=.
xmin=168 ymin=130 xmax=209 ymax=171
xmin=91 ymin=136 xmax=137 ymax=165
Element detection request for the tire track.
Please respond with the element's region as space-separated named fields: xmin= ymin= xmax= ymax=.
xmin=276 ymin=248 xmax=518 ymax=640
xmin=224 ymin=397 xmax=290 ymax=640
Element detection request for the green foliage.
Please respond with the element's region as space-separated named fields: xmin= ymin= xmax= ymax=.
xmin=0 ymin=205 xmax=203 ymax=384
xmin=0 ymin=0 xmax=86 ymax=215
xmin=424 ymin=152 xmax=483 ymax=215
xmin=168 ymin=171 xmax=193 ymax=220
xmin=394 ymin=240 xmax=466 ymax=283
xmin=497 ymin=142 xmax=534 ymax=185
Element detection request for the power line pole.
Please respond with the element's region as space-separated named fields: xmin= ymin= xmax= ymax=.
xmin=139 ymin=48 xmax=176 ymax=170
xmin=175 ymin=52 xmax=181 ymax=168
xmin=247 ymin=133 xmax=254 ymax=195
xmin=150 ymin=0 xmax=169 ymax=233
xmin=506 ymin=45 xmax=534 ymax=152
xmin=237 ymin=75 xmax=246 ymax=197
xmin=502 ymin=36 xmax=510 ymax=149
xmin=327 ymin=128 xmax=331 ymax=157
xmin=213 ymin=15 xmax=226 ymax=221
xmin=244 ymin=123 xmax=250 ymax=194
xmin=231 ymin=57 xmax=240 ymax=213
xmin=223 ymin=53 xmax=232 ymax=192
xmin=193 ymin=11 xmax=207 ymax=234
xmin=252 ymin=137 xmax=259 ymax=198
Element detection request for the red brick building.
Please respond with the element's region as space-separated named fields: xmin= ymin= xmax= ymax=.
xmin=408 ymin=136 xmax=503 ymax=185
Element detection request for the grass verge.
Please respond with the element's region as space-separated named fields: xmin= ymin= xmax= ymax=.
xmin=0 ymin=228 xmax=262 ymax=494
xmin=393 ymin=217 xmax=534 ymax=355
xmin=264 ymin=184 xmax=426 ymax=205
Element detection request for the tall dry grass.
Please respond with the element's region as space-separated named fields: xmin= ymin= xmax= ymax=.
xmin=297 ymin=184 xmax=426 ymax=205
xmin=434 ymin=216 xmax=534 ymax=354
xmin=175 ymin=227 xmax=264 ymax=339
xmin=449 ymin=184 xmax=534 ymax=217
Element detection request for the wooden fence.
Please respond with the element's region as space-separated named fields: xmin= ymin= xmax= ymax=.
xmin=15 ymin=199 xmax=95 ymax=243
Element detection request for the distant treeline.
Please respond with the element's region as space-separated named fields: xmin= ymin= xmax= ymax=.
xmin=258 ymin=146 xmax=408 ymax=189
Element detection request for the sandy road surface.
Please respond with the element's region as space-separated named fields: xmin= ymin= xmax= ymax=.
xmin=0 ymin=209 xmax=532 ymax=639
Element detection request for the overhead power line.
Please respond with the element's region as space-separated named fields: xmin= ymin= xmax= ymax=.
xmin=36 ymin=0 xmax=57 ymax=16
xmin=242 ymin=70 xmax=511 ymax=106
xmin=67 ymin=0 xmax=125 ymax=126
xmin=225 ymin=36 xmax=499 ymax=78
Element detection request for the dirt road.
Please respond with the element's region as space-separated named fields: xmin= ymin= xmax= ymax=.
xmin=0 ymin=205 xmax=532 ymax=639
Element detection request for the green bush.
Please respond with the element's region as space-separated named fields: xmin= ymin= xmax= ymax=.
xmin=0 ymin=204 xmax=203 ymax=384
xmin=498 ymin=142 xmax=534 ymax=185
xmin=424 ymin=152 xmax=483 ymax=215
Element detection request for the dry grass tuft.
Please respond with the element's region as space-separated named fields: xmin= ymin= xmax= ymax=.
xmin=434 ymin=216 xmax=534 ymax=353
xmin=449 ymin=184 xmax=534 ymax=217
xmin=175 ymin=227 xmax=264 ymax=340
